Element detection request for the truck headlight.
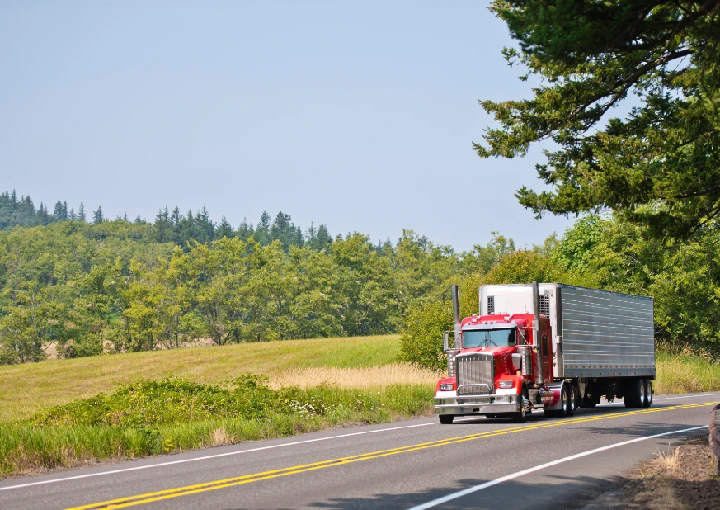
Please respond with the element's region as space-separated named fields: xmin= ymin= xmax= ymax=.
xmin=498 ymin=380 xmax=514 ymax=389
xmin=439 ymin=383 xmax=454 ymax=391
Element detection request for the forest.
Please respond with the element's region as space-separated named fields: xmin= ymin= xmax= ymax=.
xmin=0 ymin=190 xmax=718 ymax=366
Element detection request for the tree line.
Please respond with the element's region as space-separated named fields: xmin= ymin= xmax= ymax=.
xmin=0 ymin=189 xmax=337 ymax=252
xmin=0 ymin=218 xmax=466 ymax=363
xmin=1 ymin=208 xmax=719 ymax=366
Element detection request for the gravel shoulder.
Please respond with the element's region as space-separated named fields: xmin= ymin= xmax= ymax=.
xmin=585 ymin=434 xmax=720 ymax=510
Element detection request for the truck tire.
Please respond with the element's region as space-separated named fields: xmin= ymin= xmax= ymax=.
xmin=511 ymin=408 xmax=526 ymax=423
xmin=544 ymin=384 xmax=570 ymax=418
xmin=512 ymin=385 xmax=530 ymax=422
xmin=439 ymin=414 xmax=454 ymax=424
xmin=624 ymin=379 xmax=643 ymax=408
xmin=566 ymin=383 xmax=575 ymax=417
xmin=582 ymin=393 xmax=597 ymax=408
xmin=643 ymin=379 xmax=653 ymax=408
xmin=573 ymin=384 xmax=581 ymax=413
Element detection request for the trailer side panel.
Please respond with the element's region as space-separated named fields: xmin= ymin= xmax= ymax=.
xmin=559 ymin=285 xmax=655 ymax=378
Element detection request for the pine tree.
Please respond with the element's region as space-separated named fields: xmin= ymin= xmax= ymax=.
xmin=93 ymin=206 xmax=104 ymax=224
xmin=196 ymin=207 xmax=214 ymax=243
xmin=237 ymin=218 xmax=254 ymax=241
xmin=53 ymin=201 xmax=64 ymax=221
xmin=479 ymin=0 xmax=720 ymax=238
xmin=255 ymin=211 xmax=271 ymax=245
xmin=216 ymin=216 xmax=234 ymax=239
xmin=78 ymin=203 xmax=87 ymax=222
xmin=153 ymin=207 xmax=172 ymax=243
xmin=314 ymin=224 xmax=333 ymax=251
xmin=38 ymin=202 xmax=51 ymax=225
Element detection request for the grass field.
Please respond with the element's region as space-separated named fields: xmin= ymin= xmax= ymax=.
xmin=0 ymin=335 xmax=444 ymax=477
xmin=655 ymin=350 xmax=720 ymax=394
xmin=0 ymin=335 xmax=415 ymax=422
xmin=2 ymin=336 xmax=720 ymax=478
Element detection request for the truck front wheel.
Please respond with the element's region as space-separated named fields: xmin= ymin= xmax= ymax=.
xmin=439 ymin=414 xmax=454 ymax=424
xmin=511 ymin=385 xmax=530 ymax=423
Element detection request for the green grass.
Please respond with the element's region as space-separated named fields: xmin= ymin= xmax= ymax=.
xmin=0 ymin=335 xmax=400 ymax=422
xmin=0 ymin=376 xmax=432 ymax=477
xmin=656 ymin=350 xmax=720 ymax=394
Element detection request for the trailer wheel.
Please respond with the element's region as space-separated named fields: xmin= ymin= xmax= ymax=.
xmin=573 ymin=384 xmax=581 ymax=412
xmin=642 ymin=379 xmax=653 ymax=408
xmin=439 ymin=414 xmax=454 ymax=424
xmin=566 ymin=383 xmax=575 ymax=417
xmin=624 ymin=379 xmax=643 ymax=408
xmin=581 ymin=394 xmax=596 ymax=408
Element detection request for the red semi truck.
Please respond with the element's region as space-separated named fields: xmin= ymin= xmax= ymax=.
xmin=434 ymin=283 xmax=655 ymax=423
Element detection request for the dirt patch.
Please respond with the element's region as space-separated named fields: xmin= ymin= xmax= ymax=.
xmin=619 ymin=435 xmax=720 ymax=509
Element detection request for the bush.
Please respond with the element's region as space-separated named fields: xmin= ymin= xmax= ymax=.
xmin=0 ymin=376 xmax=434 ymax=477
xmin=399 ymin=300 xmax=452 ymax=371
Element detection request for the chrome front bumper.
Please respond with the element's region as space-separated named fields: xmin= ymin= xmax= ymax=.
xmin=434 ymin=394 xmax=520 ymax=416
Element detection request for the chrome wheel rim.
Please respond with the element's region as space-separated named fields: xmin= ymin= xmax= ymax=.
xmin=640 ymin=380 xmax=646 ymax=403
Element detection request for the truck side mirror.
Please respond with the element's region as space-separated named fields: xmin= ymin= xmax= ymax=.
xmin=443 ymin=331 xmax=450 ymax=352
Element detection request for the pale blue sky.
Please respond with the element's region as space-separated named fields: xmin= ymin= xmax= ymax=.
xmin=0 ymin=1 xmax=572 ymax=251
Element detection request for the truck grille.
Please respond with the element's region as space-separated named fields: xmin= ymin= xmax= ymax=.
xmin=456 ymin=354 xmax=494 ymax=395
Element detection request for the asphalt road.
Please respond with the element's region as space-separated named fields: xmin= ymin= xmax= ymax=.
xmin=1 ymin=391 xmax=718 ymax=510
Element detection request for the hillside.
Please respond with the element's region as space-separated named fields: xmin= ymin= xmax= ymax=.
xmin=0 ymin=334 xmax=438 ymax=422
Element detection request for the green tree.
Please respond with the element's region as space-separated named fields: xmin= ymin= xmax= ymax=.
xmin=254 ymin=211 xmax=271 ymax=246
xmin=478 ymin=0 xmax=720 ymax=238
xmin=305 ymin=223 xmax=333 ymax=251
xmin=153 ymin=208 xmax=173 ymax=243
xmin=236 ymin=218 xmax=254 ymax=241
xmin=216 ymin=216 xmax=234 ymax=239
xmin=93 ymin=206 xmax=104 ymax=224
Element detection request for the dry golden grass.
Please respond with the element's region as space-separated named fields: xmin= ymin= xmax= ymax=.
xmin=655 ymin=351 xmax=720 ymax=394
xmin=210 ymin=427 xmax=232 ymax=447
xmin=267 ymin=363 xmax=441 ymax=390
xmin=656 ymin=446 xmax=682 ymax=475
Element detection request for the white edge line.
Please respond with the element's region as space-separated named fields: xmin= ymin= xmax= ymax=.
xmin=369 ymin=427 xmax=403 ymax=433
xmin=407 ymin=425 xmax=706 ymax=510
xmin=657 ymin=393 xmax=714 ymax=401
xmin=0 ymin=422 xmax=422 ymax=491
xmin=407 ymin=423 xmax=436 ymax=428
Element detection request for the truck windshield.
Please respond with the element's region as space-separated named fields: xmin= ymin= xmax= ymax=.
xmin=463 ymin=328 xmax=516 ymax=348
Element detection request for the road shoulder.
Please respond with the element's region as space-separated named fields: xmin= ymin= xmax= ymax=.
xmin=584 ymin=434 xmax=720 ymax=509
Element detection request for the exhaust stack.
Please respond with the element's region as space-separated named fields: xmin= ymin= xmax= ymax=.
xmin=447 ymin=285 xmax=461 ymax=377
xmin=533 ymin=281 xmax=544 ymax=385
xmin=452 ymin=285 xmax=460 ymax=325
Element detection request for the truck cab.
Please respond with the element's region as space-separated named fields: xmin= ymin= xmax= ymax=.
xmin=434 ymin=313 xmax=549 ymax=424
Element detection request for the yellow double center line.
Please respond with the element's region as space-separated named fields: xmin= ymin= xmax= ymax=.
xmin=69 ymin=402 xmax=714 ymax=509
